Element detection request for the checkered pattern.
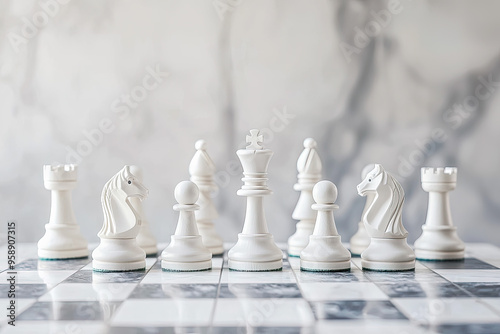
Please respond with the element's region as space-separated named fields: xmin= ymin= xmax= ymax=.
xmin=1 ymin=243 xmax=500 ymax=333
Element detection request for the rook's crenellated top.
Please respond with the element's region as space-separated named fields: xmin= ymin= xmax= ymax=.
xmin=421 ymin=167 xmax=457 ymax=184
xmin=43 ymin=164 xmax=78 ymax=181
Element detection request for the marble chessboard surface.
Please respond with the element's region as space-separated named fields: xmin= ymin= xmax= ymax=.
xmin=1 ymin=243 xmax=500 ymax=334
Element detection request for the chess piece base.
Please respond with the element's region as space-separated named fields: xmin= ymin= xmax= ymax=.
xmin=349 ymin=222 xmax=371 ymax=256
xmin=161 ymin=235 xmax=212 ymax=271
xmin=414 ymin=225 xmax=465 ymax=260
xmin=361 ymin=259 xmax=415 ymax=271
xmin=38 ymin=224 xmax=88 ymax=260
xmin=415 ymin=249 xmax=465 ymax=261
xmin=198 ymin=222 xmax=224 ymax=255
xmin=92 ymin=260 xmax=146 ymax=272
xmin=92 ymin=238 xmax=146 ymax=272
xmin=161 ymin=259 xmax=212 ymax=271
xmin=228 ymin=259 xmax=283 ymax=272
xmin=228 ymin=233 xmax=283 ymax=271
xmin=38 ymin=248 xmax=88 ymax=260
xmin=287 ymin=220 xmax=315 ymax=257
xmin=300 ymin=259 xmax=351 ymax=272
xmin=300 ymin=235 xmax=351 ymax=272
xmin=361 ymin=237 xmax=415 ymax=271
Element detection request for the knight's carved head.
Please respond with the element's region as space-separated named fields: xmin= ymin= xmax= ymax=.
xmin=357 ymin=164 xmax=387 ymax=196
xmin=120 ymin=165 xmax=149 ymax=200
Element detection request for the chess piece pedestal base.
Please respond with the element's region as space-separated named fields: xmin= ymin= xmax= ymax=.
xmin=38 ymin=224 xmax=88 ymax=260
xmin=414 ymin=225 xmax=465 ymax=260
xmin=228 ymin=234 xmax=283 ymax=271
xmin=92 ymin=238 xmax=146 ymax=272
xmin=137 ymin=226 xmax=158 ymax=256
xmin=349 ymin=222 xmax=371 ymax=256
xmin=361 ymin=238 xmax=415 ymax=271
xmin=197 ymin=222 xmax=224 ymax=255
xmin=161 ymin=259 xmax=212 ymax=271
xmin=161 ymin=235 xmax=212 ymax=271
xmin=300 ymin=235 xmax=351 ymax=271
xmin=287 ymin=220 xmax=314 ymax=257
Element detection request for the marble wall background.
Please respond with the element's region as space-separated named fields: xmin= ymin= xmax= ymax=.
xmin=1 ymin=0 xmax=499 ymax=246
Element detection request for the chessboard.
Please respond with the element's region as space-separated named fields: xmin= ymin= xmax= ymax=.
xmin=1 ymin=243 xmax=500 ymax=334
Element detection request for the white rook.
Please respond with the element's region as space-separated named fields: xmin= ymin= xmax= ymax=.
xmin=38 ymin=164 xmax=88 ymax=260
xmin=414 ymin=167 xmax=465 ymax=260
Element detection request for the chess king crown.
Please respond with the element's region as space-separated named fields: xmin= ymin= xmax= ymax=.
xmin=43 ymin=164 xmax=78 ymax=182
xmin=237 ymin=130 xmax=273 ymax=192
xmin=421 ymin=167 xmax=457 ymax=184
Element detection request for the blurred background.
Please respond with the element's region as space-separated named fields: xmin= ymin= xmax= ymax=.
xmin=1 ymin=0 xmax=499 ymax=246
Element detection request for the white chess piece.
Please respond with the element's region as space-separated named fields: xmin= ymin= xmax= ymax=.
xmin=129 ymin=165 xmax=158 ymax=256
xmin=287 ymin=138 xmax=322 ymax=257
xmin=38 ymin=164 xmax=88 ymax=260
xmin=228 ymin=129 xmax=283 ymax=271
xmin=161 ymin=181 xmax=212 ymax=271
xmin=300 ymin=180 xmax=351 ymax=271
xmin=92 ymin=166 xmax=148 ymax=272
xmin=350 ymin=164 xmax=375 ymax=256
xmin=357 ymin=164 xmax=415 ymax=271
xmin=189 ymin=140 xmax=224 ymax=255
xmin=414 ymin=167 xmax=465 ymax=260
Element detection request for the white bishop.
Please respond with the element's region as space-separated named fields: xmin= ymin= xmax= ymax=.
xmin=189 ymin=140 xmax=224 ymax=255
xmin=287 ymin=138 xmax=322 ymax=257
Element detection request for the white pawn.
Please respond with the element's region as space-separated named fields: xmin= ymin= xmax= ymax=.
xmin=129 ymin=166 xmax=158 ymax=256
xmin=189 ymin=140 xmax=224 ymax=255
xmin=288 ymin=138 xmax=322 ymax=257
xmin=38 ymin=164 xmax=88 ymax=260
xmin=92 ymin=166 xmax=149 ymax=272
xmin=162 ymin=181 xmax=212 ymax=271
xmin=300 ymin=180 xmax=351 ymax=272
xmin=350 ymin=164 xmax=375 ymax=256
xmin=414 ymin=167 xmax=465 ymax=260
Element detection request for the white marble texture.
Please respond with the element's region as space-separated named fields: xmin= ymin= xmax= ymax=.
xmin=0 ymin=1 xmax=500 ymax=246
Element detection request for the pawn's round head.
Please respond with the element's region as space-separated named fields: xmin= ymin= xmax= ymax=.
xmin=195 ymin=139 xmax=207 ymax=151
xmin=174 ymin=181 xmax=199 ymax=205
xmin=303 ymin=138 xmax=317 ymax=149
xmin=313 ymin=180 xmax=338 ymax=204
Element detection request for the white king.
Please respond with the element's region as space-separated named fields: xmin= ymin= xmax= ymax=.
xmin=228 ymin=129 xmax=283 ymax=271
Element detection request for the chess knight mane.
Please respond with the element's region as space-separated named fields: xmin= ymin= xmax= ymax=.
xmin=98 ymin=166 xmax=148 ymax=238
xmin=357 ymin=164 xmax=408 ymax=238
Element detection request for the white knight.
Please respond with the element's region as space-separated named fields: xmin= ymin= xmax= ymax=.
xmin=92 ymin=165 xmax=149 ymax=272
xmin=357 ymin=164 xmax=415 ymax=271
